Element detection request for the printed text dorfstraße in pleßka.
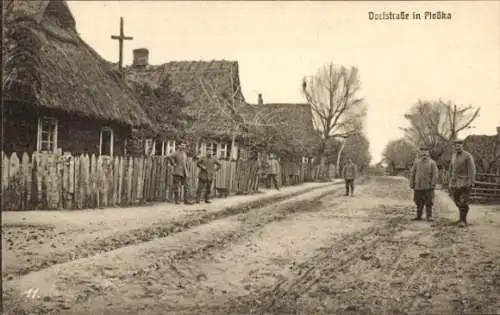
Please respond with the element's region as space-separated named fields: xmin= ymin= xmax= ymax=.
xmin=368 ymin=11 xmax=452 ymax=20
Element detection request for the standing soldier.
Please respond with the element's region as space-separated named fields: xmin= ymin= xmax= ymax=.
xmin=449 ymin=139 xmax=476 ymax=227
xmin=196 ymin=149 xmax=220 ymax=203
xmin=167 ymin=142 xmax=193 ymax=205
xmin=265 ymin=154 xmax=280 ymax=190
xmin=409 ymin=146 xmax=438 ymax=221
xmin=342 ymin=159 xmax=358 ymax=196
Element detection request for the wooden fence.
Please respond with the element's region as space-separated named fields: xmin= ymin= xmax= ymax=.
xmin=1 ymin=151 xmax=315 ymax=211
xmin=471 ymin=172 xmax=500 ymax=203
xmin=438 ymin=168 xmax=500 ymax=204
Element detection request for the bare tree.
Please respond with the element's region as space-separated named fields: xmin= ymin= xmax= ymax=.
xmin=198 ymin=72 xmax=310 ymax=159
xmin=401 ymin=100 xmax=480 ymax=165
xmin=301 ymin=62 xmax=367 ymax=175
xmin=383 ymin=138 xmax=418 ymax=175
xmin=198 ymin=77 xmax=284 ymax=155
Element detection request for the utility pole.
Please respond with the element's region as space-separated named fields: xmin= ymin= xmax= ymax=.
xmin=451 ymin=104 xmax=457 ymax=141
xmin=336 ymin=139 xmax=346 ymax=178
xmin=111 ymin=17 xmax=133 ymax=78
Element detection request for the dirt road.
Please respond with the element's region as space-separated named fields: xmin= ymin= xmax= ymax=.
xmin=3 ymin=177 xmax=500 ymax=315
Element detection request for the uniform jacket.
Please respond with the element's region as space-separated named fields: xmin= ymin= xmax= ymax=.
xmin=410 ymin=156 xmax=438 ymax=190
xmin=449 ymin=150 xmax=476 ymax=188
xmin=266 ymin=159 xmax=280 ymax=175
xmin=197 ymin=156 xmax=220 ymax=181
xmin=343 ymin=163 xmax=357 ymax=180
xmin=167 ymin=150 xmax=189 ymax=177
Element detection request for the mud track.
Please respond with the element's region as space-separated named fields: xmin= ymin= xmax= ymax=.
xmin=4 ymin=177 xmax=500 ymax=315
xmin=2 ymin=185 xmax=344 ymax=315
xmin=2 ymin=183 xmax=331 ymax=278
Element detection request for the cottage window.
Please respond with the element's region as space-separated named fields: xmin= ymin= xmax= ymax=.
xmin=217 ymin=142 xmax=235 ymax=159
xmin=37 ymin=117 xmax=58 ymax=152
xmin=145 ymin=139 xmax=154 ymax=156
xmin=207 ymin=142 xmax=217 ymax=157
xmin=166 ymin=140 xmax=176 ymax=154
xmin=99 ymin=127 xmax=114 ymax=156
xmin=153 ymin=139 xmax=165 ymax=156
xmin=218 ymin=143 xmax=227 ymax=159
xmin=198 ymin=142 xmax=207 ymax=157
xmin=238 ymin=147 xmax=248 ymax=160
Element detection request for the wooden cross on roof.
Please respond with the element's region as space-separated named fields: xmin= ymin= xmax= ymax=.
xmin=111 ymin=17 xmax=133 ymax=76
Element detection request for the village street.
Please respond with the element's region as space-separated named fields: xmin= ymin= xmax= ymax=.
xmin=2 ymin=177 xmax=500 ymax=315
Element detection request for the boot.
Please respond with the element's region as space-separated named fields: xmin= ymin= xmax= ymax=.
xmin=205 ymin=199 xmax=211 ymax=204
xmin=463 ymin=206 xmax=470 ymax=225
xmin=425 ymin=206 xmax=433 ymax=222
xmin=184 ymin=200 xmax=193 ymax=205
xmin=458 ymin=207 xmax=467 ymax=226
xmin=412 ymin=205 xmax=423 ymax=220
xmin=173 ymin=193 xmax=180 ymax=205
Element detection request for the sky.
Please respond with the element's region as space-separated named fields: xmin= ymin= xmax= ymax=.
xmin=67 ymin=1 xmax=500 ymax=163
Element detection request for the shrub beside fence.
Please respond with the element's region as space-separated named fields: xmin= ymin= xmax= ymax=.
xmin=1 ymin=151 xmax=315 ymax=211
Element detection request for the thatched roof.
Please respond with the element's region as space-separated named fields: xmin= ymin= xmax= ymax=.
xmin=245 ymin=103 xmax=317 ymax=155
xmin=125 ymin=60 xmax=247 ymax=137
xmin=2 ymin=0 xmax=154 ymax=129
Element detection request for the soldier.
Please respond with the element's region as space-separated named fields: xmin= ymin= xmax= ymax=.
xmin=265 ymin=154 xmax=280 ymax=190
xmin=449 ymin=139 xmax=476 ymax=227
xmin=409 ymin=146 xmax=438 ymax=221
xmin=167 ymin=142 xmax=193 ymax=205
xmin=196 ymin=149 xmax=220 ymax=203
xmin=342 ymin=159 xmax=357 ymax=196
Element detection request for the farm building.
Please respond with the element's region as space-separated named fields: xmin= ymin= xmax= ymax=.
xmin=124 ymin=49 xmax=248 ymax=159
xmin=248 ymin=94 xmax=317 ymax=160
xmin=2 ymin=0 xmax=154 ymax=157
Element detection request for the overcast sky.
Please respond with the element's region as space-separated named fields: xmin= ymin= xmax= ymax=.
xmin=68 ymin=1 xmax=500 ymax=163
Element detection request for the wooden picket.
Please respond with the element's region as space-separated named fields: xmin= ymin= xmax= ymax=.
xmin=1 ymin=151 xmax=312 ymax=211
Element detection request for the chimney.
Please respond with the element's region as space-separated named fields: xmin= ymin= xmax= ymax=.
xmin=258 ymin=93 xmax=263 ymax=105
xmin=132 ymin=48 xmax=149 ymax=67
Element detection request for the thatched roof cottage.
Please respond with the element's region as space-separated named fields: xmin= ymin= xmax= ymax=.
xmin=247 ymin=94 xmax=317 ymax=160
xmin=124 ymin=48 xmax=247 ymax=159
xmin=2 ymin=0 xmax=154 ymax=156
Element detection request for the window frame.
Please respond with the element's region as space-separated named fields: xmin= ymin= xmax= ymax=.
xmin=99 ymin=127 xmax=114 ymax=156
xmin=36 ymin=116 xmax=58 ymax=153
xmin=153 ymin=138 xmax=165 ymax=156
xmin=166 ymin=140 xmax=176 ymax=155
xmin=144 ymin=138 xmax=154 ymax=156
xmin=218 ymin=143 xmax=228 ymax=159
xmin=198 ymin=142 xmax=207 ymax=157
xmin=207 ymin=142 xmax=217 ymax=157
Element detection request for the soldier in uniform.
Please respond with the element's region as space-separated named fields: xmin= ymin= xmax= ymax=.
xmin=342 ymin=159 xmax=358 ymax=196
xmin=167 ymin=142 xmax=193 ymax=205
xmin=265 ymin=154 xmax=280 ymax=190
xmin=196 ymin=149 xmax=221 ymax=203
xmin=448 ymin=139 xmax=476 ymax=227
xmin=409 ymin=146 xmax=438 ymax=221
